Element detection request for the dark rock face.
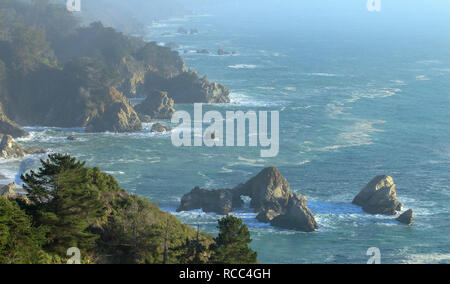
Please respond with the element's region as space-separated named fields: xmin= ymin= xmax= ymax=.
xmin=196 ymin=49 xmax=209 ymax=54
xmin=0 ymin=134 xmax=45 ymax=159
xmin=145 ymin=70 xmax=230 ymax=104
xmin=217 ymin=49 xmax=230 ymax=56
xmin=237 ymin=167 xmax=318 ymax=232
xmin=151 ymin=123 xmax=172 ymax=133
xmin=271 ymin=195 xmax=318 ymax=232
xmin=86 ymin=88 xmax=143 ymax=133
xmin=237 ymin=167 xmax=291 ymax=215
xmin=396 ymin=209 xmax=414 ymax=225
xmin=0 ymin=104 xmax=29 ymax=138
xmin=134 ymin=91 xmax=175 ymax=119
xmin=353 ymin=175 xmax=402 ymax=215
xmin=178 ymin=167 xmax=318 ymax=232
xmin=177 ymin=27 xmax=188 ymax=34
xmin=177 ymin=186 xmax=243 ymax=215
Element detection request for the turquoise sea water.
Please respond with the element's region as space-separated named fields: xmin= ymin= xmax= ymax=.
xmin=1 ymin=4 xmax=449 ymax=263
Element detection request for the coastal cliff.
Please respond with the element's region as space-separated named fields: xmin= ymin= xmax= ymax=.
xmin=0 ymin=1 xmax=230 ymax=134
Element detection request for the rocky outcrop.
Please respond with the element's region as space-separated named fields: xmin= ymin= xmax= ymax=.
xmin=396 ymin=209 xmax=414 ymax=225
xmin=134 ymin=91 xmax=175 ymax=119
xmin=177 ymin=186 xmax=243 ymax=215
xmin=86 ymin=88 xmax=143 ymax=133
xmin=237 ymin=167 xmax=318 ymax=232
xmin=178 ymin=167 xmax=318 ymax=232
xmin=144 ymin=70 xmax=230 ymax=104
xmin=217 ymin=49 xmax=230 ymax=56
xmin=151 ymin=123 xmax=172 ymax=133
xmin=0 ymin=183 xmax=30 ymax=204
xmin=0 ymin=183 xmax=18 ymax=198
xmin=196 ymin=49 xmax=209 ymax=54
xmin=270 ymin=194 xmax=318 ymax=232
xmin=236 ymin=167 xmax=291 ymax=216
xmin=353 ymin=175 xmax=402 ymax=215
xmin=0 ymin=104 xmax=29 ymax=138
xmin=0 ymin=134 xmax=46 ymax=159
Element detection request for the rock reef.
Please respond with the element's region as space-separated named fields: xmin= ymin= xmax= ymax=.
xmin=177 ymin=167 xmax=318 ymax=232
xmin=353 ymin=175 xmax=402 ymax=215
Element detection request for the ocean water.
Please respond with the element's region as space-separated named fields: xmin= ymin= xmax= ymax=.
xmin=2 ymin=5 xmax=449 ymax=264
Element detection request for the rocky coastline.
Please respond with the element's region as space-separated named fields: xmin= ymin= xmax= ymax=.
xmin=178 ymin=168 xmax=414 ymax=231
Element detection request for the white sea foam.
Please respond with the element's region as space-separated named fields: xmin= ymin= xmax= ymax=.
xmin=306 ymin=73 xmax=338 ymax=77
xmin=402 ymin=253 xmax=450 ymax=264
xmin=228 ymin=92 xmax=275 ymax=107
xmin=416 ymin=75 xmax=430 ymax=81
xmin=296 ymin=160 xmax=311 ymax=166
xmin=228 ymin=64 xmax=258 ymax=69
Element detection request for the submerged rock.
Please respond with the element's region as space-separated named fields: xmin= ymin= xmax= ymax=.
xmin=396 ymin=209 xmax=414 ymax=225
xmin=67 ymin=135 xmax=77 ymax=141
xmin=196 ymin=49 xmax=210 ymax=54
xmin=86 ymin=88 xmax=142 ymax=133
xmin=177 ymin=186 xmax=243 ymax=215
xmin=177 ymin=27 xmax=188 ymax=34
xmin=217 ymin=49 xmax=230 ymax=56
xmin=352 ymin=175 xmax=402 ymax=215
xmin=135 ymin=91 xmax=175 ymax=119
xmin=151 ymin=123 xmax=172 ymax=133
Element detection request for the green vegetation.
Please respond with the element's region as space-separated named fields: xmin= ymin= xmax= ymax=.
xmin=210 ymin=215 xmax=258 ymax=264
xmin=0 ymin=154 xmax=258 ymax=264
xmin=0 ymin=0 xmax=185 ymax=129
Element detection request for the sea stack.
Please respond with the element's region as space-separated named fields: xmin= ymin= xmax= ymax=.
xmin=353 ymin=175 xmax=402 ymax=215
xmin=396 ymin=209 xmax=414 ymax=225
xmin=177 ymin=167 xmax=318 ymax=232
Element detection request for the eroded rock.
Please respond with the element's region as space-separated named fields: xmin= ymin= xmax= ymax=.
xmin=396 ymin=209 xmax=414 ymax=225
xmin=352 ymin=175 xmax=402 ymax=215
xmin=177 ymin=186 xmax=243 ymax=215
xmin=135 ymin=91 xmax=175 ymax=119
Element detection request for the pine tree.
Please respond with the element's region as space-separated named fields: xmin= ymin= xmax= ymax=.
xmin=210 ymin=215 xmax=258 ymax=264
xmin=0 ymin=198 xmax=49 ymax=264
xmin=172 ymin=225 xmax=208 ymax=264
xmin=22 ymin=154 xmax=106 ymax=256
